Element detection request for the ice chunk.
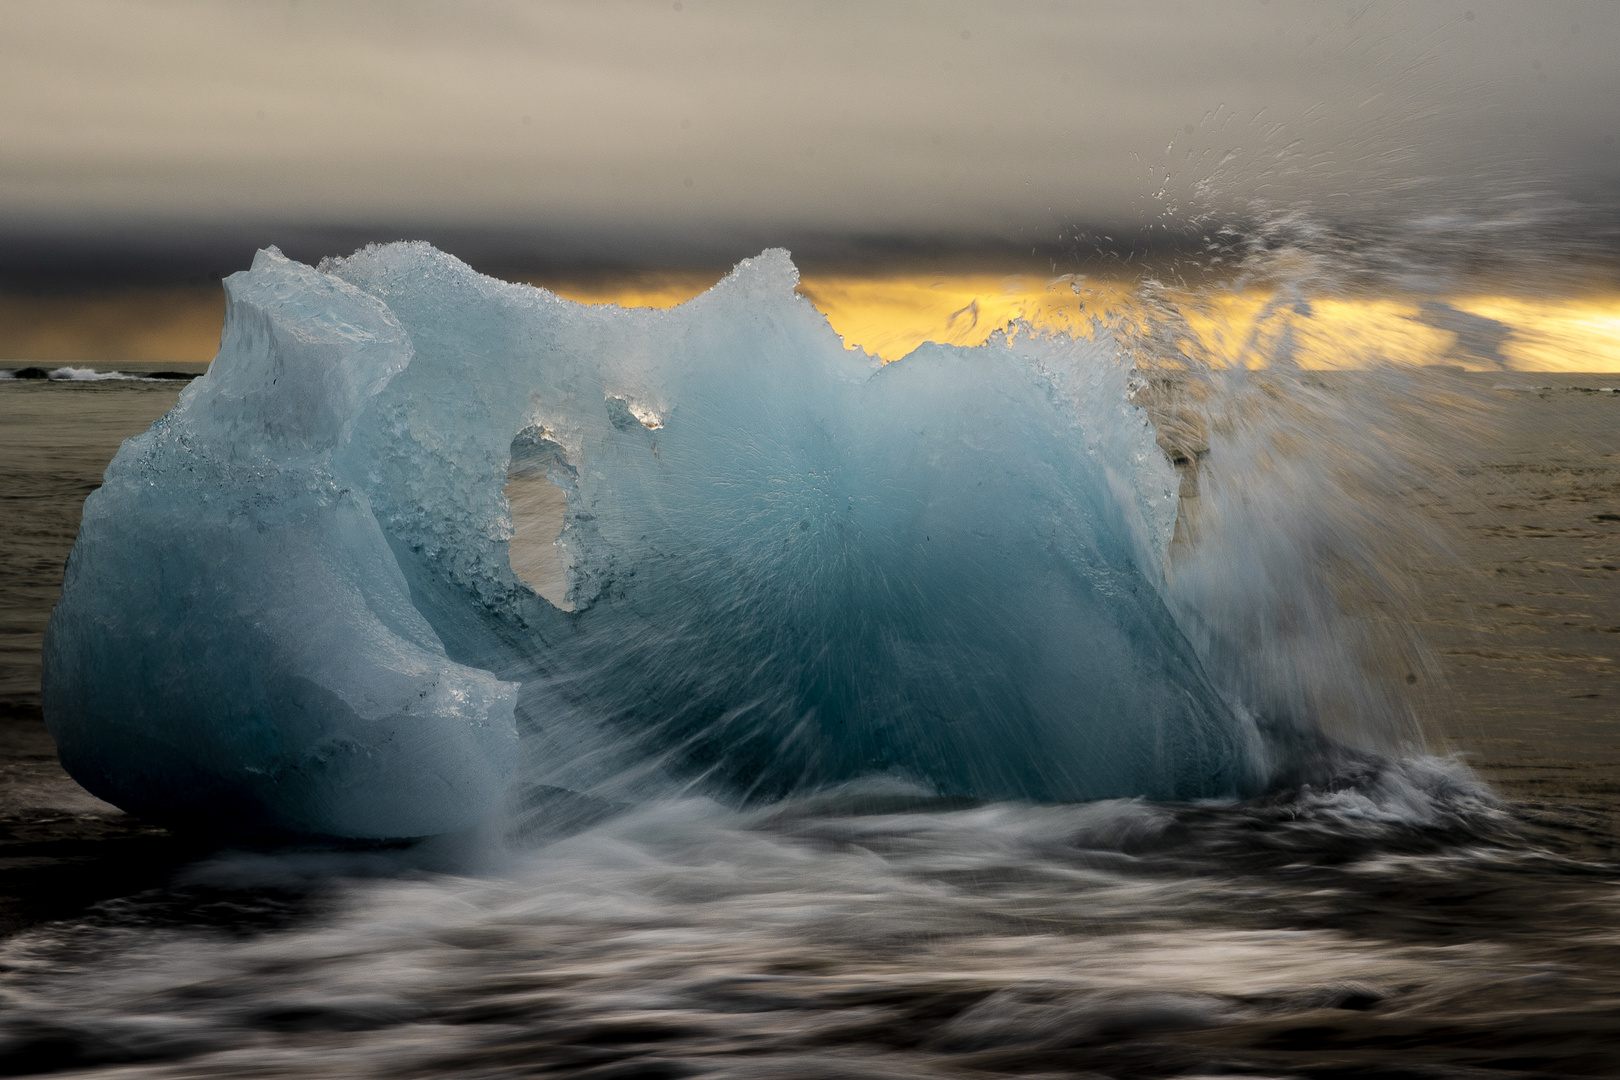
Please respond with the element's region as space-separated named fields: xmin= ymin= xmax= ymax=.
xmin=43 ymin=248 xmax=517 ymax=839
xmin=44 ymin=244 xmax=1260 ymax=840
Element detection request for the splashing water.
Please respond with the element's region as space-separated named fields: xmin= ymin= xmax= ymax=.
xmin=46 ymin=242 xmax=1402 ymax=839
xmin=17 ymin=235 xmax=1620 ymax=1079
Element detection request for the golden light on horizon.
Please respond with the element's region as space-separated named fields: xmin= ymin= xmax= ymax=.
xmin=3 ymin=273 xmax=1619 ymax=374
xmin=543 ymin=271 xmax=1620 ymax=373
xmin=519 ymin=270 xmax=722 ymax=312
xmin=1450 ymin=296 xmax=1620 ymax=372
xmin=0 ymin=290 xmax=226 ymax=369
xmin=793 ymin=273 xmax=1111 ymax=359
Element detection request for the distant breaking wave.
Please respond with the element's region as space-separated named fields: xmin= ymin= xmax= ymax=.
xmin=0 ymin=365 xmax=197 ymax=382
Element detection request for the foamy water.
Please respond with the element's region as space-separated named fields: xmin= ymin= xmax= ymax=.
xmin=7 ymin=760 xmax=1619 ymax=1079
xmin=0 ymin=367 xmax=197 ymax=383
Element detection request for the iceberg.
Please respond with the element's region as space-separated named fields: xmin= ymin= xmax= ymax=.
xmin=43 ymin=244 xmax=1263 ymax=839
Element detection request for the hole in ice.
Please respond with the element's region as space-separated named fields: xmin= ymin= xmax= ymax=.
xmin=605 ymin=394 xmax=664 ymax=430
xmin=505 ymin=426 xmax=575 ymax=611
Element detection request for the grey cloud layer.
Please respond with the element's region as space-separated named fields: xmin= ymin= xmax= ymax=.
xmin=2 ymin=0 xmax=1616 ymax=241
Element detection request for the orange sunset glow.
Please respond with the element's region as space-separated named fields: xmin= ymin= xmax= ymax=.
xmin=5 ymin=272 xmax=1620 ymax=373
xmin=543 ymin=271 xmax=1620 ymax=372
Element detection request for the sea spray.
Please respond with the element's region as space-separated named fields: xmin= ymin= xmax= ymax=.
xmin=1114 ymin=258 xmax=1498 ymax=769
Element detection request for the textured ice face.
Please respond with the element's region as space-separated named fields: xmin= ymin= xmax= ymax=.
xmin=43 ymin=244 xmax=1261 ymax=839
xmin=42 ymin=249 xmax=519 ymax=839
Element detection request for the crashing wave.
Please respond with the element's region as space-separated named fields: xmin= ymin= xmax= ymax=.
xmin=43 ymin=244 xmax=1267 ymax=839
xmin=0 ymin=366 xmax=196 ymax=382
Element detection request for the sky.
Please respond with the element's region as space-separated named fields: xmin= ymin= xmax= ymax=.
xmin=2 ymin=0 xmax=1619 ymax=279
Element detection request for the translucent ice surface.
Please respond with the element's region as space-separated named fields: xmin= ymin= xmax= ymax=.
xmin=43 ymin=244 xmax=1262 ymax=838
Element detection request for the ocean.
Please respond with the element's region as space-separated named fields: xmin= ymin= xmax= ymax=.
xmin=1 ymin=302 xmax=1618 ymax=1078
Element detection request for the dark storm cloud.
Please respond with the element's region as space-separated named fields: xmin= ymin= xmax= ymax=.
xmin=1 ymin=0 xmax=1617 ymax=275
